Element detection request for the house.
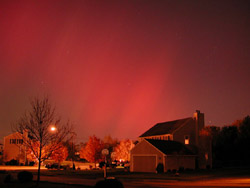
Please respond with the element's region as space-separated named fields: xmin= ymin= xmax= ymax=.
xmin=0 ymin=143 xmax=3 ymax=164
xmin=3 ymin=131 xmax=28 ymax=165
xmin=130 ymin=110 xmax=212 ymax=172
xmin=0 ymin=143 xmax=3 ymax=155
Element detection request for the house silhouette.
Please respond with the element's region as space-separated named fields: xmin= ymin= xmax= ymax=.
xmin=130 ymin=110 xmax=212 ymax=172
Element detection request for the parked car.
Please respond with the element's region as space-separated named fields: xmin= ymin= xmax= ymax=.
xmin=45 ymin=163 xmax=69 ymax=170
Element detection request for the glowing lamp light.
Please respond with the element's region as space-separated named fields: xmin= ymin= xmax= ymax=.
xmin=50 ymin=126 xmax=56 ymax=132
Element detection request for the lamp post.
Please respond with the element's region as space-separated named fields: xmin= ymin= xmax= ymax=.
xmin=102 ymin=149 xmax=109 ymax=179
xmin=70 ymin=132 xmax=76 ymax=170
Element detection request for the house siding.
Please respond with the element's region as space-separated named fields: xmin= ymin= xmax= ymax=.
xmin=3 ymin=132 xmax=26 ymax=164
xmin=130 ymin=140 xmax=164 ymax=172
xmin=165 ymin=155 xmax=196 ymax=171
xmin=173 ymin=119 xmax=196 ymax=145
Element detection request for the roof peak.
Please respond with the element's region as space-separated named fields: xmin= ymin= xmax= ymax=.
xmin=144 ymin=139 xmax=195 ymax=155
xmin=139 ymin=117 xmax=194 ymax=137
xmin=156 ymin=117 xmax=193 ymax=125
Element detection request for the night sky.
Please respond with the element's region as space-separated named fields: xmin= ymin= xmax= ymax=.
xmin=0 ymin=0 xmax=250 ymax=142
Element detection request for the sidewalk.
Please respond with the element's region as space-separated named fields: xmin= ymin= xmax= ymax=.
xmin=0 ymin=166 xmax=46 ymax=171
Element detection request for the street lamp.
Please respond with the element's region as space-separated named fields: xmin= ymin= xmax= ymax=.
xmin=50 ymin=126 xmax=57 ymax=132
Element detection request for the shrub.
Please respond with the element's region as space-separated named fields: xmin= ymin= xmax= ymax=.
xmin=0 ymin=170 xmax=6 ymax=174
xmin=29 ymin=161 xmax=35 ymax=166
xmin=172 ymin=169 xmax=177 ymax=173
xmin=17 ymin=171 xmax=33 ymax=183
xmin=95 ymin=178 xmax=124 ymax=188
xmin=185 ymin=168 xmax=194 ymax=172
xmin=5 ymin=159 xmax=18 ymax=166
xmin=156 ymin=163 xmax=164 ymax=173
xmin=178 ymin=166 xmax=184 ymax=172
xmin=4 ymin=174 xmax=12 ymax=183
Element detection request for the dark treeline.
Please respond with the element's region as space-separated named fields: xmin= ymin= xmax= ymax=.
xmin=204 ymin=116 xmax=250 ymax=168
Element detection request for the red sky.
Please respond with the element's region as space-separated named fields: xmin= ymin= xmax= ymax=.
xmin=0 ymin=0 xmax=250 ymax=142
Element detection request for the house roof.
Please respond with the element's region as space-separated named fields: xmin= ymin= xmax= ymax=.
xmin=139 ymin=117 xmax=193 ymax=137
xmin=145 ymin=139 xmax=195 ymax=155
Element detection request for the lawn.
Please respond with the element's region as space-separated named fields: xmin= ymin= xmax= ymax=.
xmin=0 ymin=181 xmax=92 ymax=188
xmin=1 ymin=167 xmax=250 ymax=188
xmin=38 ymin=167 xmax=250 ymax=180
xmin=0 ymin=170 xmax=92 ymax=188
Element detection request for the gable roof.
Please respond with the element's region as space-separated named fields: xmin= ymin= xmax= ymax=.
xmin=145 ymin=139 xmax=195 ymax=155
xmin=140 ymin=117 xmax=193 ymax=137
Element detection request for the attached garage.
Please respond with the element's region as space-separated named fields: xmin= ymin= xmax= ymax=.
xmin=132 ymin=155 xmax=157 ymax=172
xmin=130 ymin=139 xmax=196 ymax=173
xmin=130 ymin=139 xmax=164 ymax=173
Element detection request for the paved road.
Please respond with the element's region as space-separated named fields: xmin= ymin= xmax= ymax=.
xmin=38 ymin=175 xmax=250 ymax=188
xmin=2 ymin=166 xmax=250 ymax=187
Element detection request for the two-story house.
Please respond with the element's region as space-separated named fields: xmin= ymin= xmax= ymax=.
xmin=130 ymin=110 xmax=212 ymax=172
xmin=3 ymin=131 xmax=28 ymax=165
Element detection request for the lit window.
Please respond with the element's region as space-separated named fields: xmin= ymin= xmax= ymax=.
xmin=184 ymin=135 xmax=189 ymax=145
xmin=205 ymin=153 xmax=208 ymax=160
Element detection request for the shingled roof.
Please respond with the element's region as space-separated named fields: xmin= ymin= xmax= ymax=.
xmin=140 ymin=117 xmax=194 ymax=137
xmin=145 ymin=139 xmax=195 ymax=155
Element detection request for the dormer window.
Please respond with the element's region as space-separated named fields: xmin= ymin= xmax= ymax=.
xmin=184 ymin=135 xmax=189 ymax=145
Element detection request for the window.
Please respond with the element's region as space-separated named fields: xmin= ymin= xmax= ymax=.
xmin=162 ymin=135 xmax=172 ymax=140
xmin=10 ymin=139 xmax=16 ymax=144
xmin=205 ymin=152 xmax=208 ymax=161
xmin=9 ymin=139 xmax=23 ymax=144
xmin=17 ymin=139 xmax=23 ymax=144
xmin=184 ymin=135 xmax=189 ymax=145
xmin=20 ymin=139 xmax=23 ymax=144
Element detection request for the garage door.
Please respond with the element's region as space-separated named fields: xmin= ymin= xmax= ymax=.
xmin=133 ymin=155 xmax=156 ymax=172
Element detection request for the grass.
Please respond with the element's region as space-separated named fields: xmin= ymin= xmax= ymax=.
xmin=0 ymin=171 xmax=92 ymax=188
xmin=1 ymin=167 xmax=250 ymax=188
xmin=0 ymin=181 xmax=92 ymax=188
xmin=33 ymin=166 xmax=250 ymax=182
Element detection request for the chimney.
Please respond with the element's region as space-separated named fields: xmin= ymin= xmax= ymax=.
xmin=193 ymin=110 xmax=205 ymax=145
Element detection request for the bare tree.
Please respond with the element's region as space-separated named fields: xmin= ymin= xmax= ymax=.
xmin=13 ymin=96 xmax=74 ymax=184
